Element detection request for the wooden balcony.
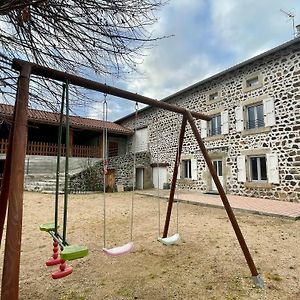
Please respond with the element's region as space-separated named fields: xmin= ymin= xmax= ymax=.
xmin=0 ymin=139 xmax=101 ymax=158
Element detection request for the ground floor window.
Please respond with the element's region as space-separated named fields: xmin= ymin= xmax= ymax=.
xmin=182 ymin=159 xmax=192 ymax=179
xmin=249 ymin=156 xmax=267 ymax=181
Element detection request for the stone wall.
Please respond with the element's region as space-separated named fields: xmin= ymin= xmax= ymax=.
xmin=120 ymin=43 xmax=300 ymax=202
xmin=69 ymin=152 xmax=152 ymax=192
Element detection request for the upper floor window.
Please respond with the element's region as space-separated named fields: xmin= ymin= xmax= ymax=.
xmin=134 ymin=127 xmax=148 ymax=153
xmin=201 ymin=111 xmax=228 ymax=138
xmin=235 ymin=97 xmax=275 ymax=133
xmin=246 ymin=76 xmax=259 ymax=88
xmin=206 ymin=90 xmax=221 ymax=104
xmin=108 ymin=141 xmax=118 ymax=157
xmin=209 ymin=114 xmax=221 ymax=136
xmin=243 ymin=73 xmax=263 ymax=92
xmin=247 ymin=103 xmax=264 ymax=129
xmin=209 ymin=92 xmax=218 ymax=101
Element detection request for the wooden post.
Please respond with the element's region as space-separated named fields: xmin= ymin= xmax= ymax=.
xmin=162 ymin=115 xmax=187 ymax=238
xmin=0 ymin=106 xmax=16 ymax=245
xmin=1 ymin=64 xmax=31 ymax=300
xmin=185 ymin=110 xmax=259 ymax=278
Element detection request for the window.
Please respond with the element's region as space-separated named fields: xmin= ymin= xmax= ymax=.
xmin=246 ymin=76 xmax=259 ymax=88
xmin=209 ymin=114 xmax=221 ymax=136
xmin=249 ymin=156 xmax=267 ymax=181
xmin=235 ymin=97 xmax=275 ymax=133
xmin=108 ymin=141 xmax=118 ymax=157
xmin=237 ymin=153 xmax=279 ymax=184
xmin=247 ymin=103 xmax=264 ymax=129
xmin=182 ymin=159 xmax=192 ymax=179
xmin=178 ymin=158 xmax=198 ymax=180
xmin=243 ymin=73 xmax=263 ymax=92
xmin=134 ymin=127 xmax=148 ymax=152
xmin=209 ymin=92 xmax=218 ymax=101
xmin=201 ymin=110 xmax=228 ymax=138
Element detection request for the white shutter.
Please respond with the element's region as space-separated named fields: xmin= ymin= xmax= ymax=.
xmin=235 ymin=106 xmax=244 ymax=132
xmin=201 ymin=120 xmax=207 ymax=138
xmin=263 ymin=98 xmax=275 ymax=127
xmin=191 ymin=159 xmax=198 ymax=180
xmin=266 ymin=153 xmax=279 ymax=184
xmin=134 ymin=127 xmax=148 ymax=152
xmin=177 ymin=162 xmax=181 ymax=180
xmin=221 ymin=110 xmax=229 ymax=134
xmin=237 ymin=155 xmax=246 ymax=182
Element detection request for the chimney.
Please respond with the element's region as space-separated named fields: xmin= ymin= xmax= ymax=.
xmin=296 ymin=24 xmax=300 ymax=37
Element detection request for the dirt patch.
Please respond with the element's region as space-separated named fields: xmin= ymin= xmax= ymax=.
xmin=1 ymin=191 xmax=300 ymax=299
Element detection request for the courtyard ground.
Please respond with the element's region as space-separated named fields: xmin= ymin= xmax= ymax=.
xmin=0 ymin=191 xmax=300 ymax=299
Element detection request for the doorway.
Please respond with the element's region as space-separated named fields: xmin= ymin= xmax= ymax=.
xmin=152 ymin=167 xmax=167 ymax=189
xmin=105 ymin=169 xmax=115 ymax=192
xmin=211 ymin=159 xmax=223 ymax=192
xmin=136 ymin=168 xmax=144 ymax=190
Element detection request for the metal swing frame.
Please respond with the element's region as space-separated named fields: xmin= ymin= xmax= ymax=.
xmin=0 ymin=59 xmax=263 ymax=299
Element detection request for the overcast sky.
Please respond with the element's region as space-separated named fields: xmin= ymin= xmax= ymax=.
xmin=86 ymin=0 xmax=300 ymax=121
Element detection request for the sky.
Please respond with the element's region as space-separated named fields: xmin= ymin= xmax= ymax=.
xmin=86 ymin=0 xmax=300 ymax=121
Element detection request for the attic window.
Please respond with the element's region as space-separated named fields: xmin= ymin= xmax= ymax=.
xmin=246 ymin=76 xmax=259 ymax=88
xmin=209 ymin=92 xmax=219 ymax=101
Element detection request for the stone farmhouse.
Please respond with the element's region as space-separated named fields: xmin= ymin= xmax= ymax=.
xmin=0 ymin=39 xmax=299 ymax=201
xmin=114 ymin=38 xmax=300 ymax=202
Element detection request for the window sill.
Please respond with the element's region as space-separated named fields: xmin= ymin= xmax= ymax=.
xmin=178 ymin=178 xmax=194 ymax=183
xmin=204 ymin=134 xmax=225 ymax=141
xmin=244 ymin=182 xmax=272 ymax=189
xmin=242 ymin=84 xmax=263 ymax=93
xmin=241 ymin=126 xmax=271 ymax=136
xmin=206 ymin=98 xmax=222 ymax=105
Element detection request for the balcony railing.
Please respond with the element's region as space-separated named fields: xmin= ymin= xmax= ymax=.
xmin=209 ymin=126 xmax=222 ymax=136
xmin=246 ymin=119 xmax=265 ymax=130
xmin=0 ymin=138 xmax=101 ymax=158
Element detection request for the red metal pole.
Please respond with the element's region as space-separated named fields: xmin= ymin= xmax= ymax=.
xmin=185 ymin=110 xmax=259 ymax=277
xmin=162 ymin=115 xmax=187 ymax=238
xmin=1 ymin=64 xmax=31 ymax=300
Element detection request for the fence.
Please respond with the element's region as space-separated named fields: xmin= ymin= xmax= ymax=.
xmin=0 ymin=139 xmax=101 ymax=158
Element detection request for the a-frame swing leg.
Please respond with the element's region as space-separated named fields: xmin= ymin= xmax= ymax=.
xmin=185 ymin=111 xmax=264 ymax=288
xmin=162 ymin=115 xmax=187 ymax=238
xmin=1 ymin=65 xmax=31 ymax=300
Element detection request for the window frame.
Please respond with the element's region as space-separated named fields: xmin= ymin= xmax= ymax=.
xmin=246 ymin=102 xmax=264 ymax=130
xmin=209 ymin=114 xmax=222 ymax=136
xmin=182 ymin=159 xmax=192 ymax=179
xmin=249 ymin=155 xmax=267 ymax=182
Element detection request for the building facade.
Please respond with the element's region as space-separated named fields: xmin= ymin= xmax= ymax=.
xmin=117 ymin=38 xmax=300 ymax=202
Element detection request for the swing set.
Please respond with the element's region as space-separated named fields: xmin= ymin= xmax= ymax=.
xmin=0 ymin=59 xmax=264 ymax=299
xmin=39 ymin=81 xmax=88 ymax=279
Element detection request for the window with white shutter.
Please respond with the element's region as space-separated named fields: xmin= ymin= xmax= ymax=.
xmin=237 ymin=155 xmax=246 ymax=182
xmin=266 ymin=153 xmax=280 ymax=184
xmin=134 ymin=127 xmax=148 ymax=153
xmin=201 ymin=120 xmax=207 ymax=138
xmin=263 ymin=98 xmax=276 ymax=127
xmin=221 ymin=110 xmax=229 ymax=134
xmin=191 ymin=158 xmax=198 ymax=180
xmin=235 ymin=106 xmax=244 ymax=132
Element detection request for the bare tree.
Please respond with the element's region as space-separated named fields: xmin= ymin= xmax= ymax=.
xmin=0 ymin=0 xmax=167 ymax=112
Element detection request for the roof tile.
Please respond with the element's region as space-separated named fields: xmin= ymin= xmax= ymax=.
xmin=0 ymin=104 xmax=133 ymax=135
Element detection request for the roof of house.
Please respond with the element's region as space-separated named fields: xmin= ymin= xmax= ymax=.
xmin=0 ymin=103 xmax=133 ymax=135
xmin=116 ymin=37 xmax=300 ymax=123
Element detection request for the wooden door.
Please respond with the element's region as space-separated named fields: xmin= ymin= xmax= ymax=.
xmin=105 ymin=169 xmax=115 ymax=192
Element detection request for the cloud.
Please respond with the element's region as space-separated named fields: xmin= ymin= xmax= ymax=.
xmin=87 ymin=0 xmax=300 ymax=121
